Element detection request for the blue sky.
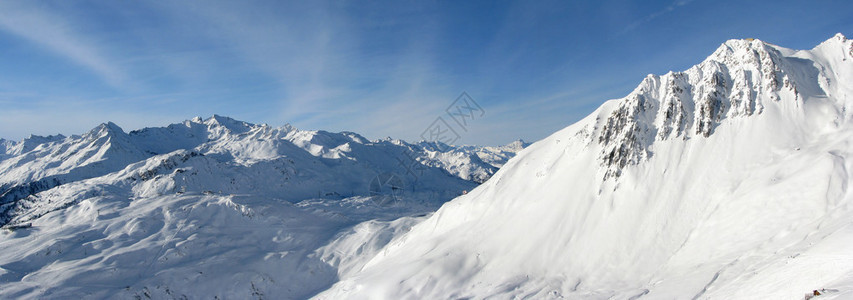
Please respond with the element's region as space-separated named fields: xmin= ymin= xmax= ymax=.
xmin=0 ymin=0 xmax=850 ymax=145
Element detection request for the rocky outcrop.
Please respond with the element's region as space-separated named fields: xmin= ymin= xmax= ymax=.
xmin=596 ymin=37 xmax=815 ymax=180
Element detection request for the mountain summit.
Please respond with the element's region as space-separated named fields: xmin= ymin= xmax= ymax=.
xmin=318 ymin=34 xmax=853 ymax=299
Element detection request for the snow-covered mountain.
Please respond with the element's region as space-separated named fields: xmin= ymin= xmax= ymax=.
xmin=3 ymin=33 xmax=852 ymax=300
xmin=0 ymin=116 xmax=523 ymax=298
xmin=318 ymin=34 xmax=853 ymax=299
xmin=0 ymin=116 xmax=520 ymax=226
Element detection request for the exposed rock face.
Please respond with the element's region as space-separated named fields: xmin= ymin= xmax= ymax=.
xmin=596 ymin=38 xmax=810 ymax=180
xmin=599 ymin=92 xmax=654 ymax=180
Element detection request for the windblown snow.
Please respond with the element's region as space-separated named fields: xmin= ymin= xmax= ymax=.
xmin=3 ymin=33 xmax=853 ymax=300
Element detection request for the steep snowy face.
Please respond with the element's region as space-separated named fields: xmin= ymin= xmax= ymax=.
xmin=319 ymin=34 xmax=853 ymax=299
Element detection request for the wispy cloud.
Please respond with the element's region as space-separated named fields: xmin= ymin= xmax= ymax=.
xmin=0 ymin=1 xmax=453 ymax=141
xmin=616 ymin=0 xmax=696 ymax=36
xmin=0 ymin=2 xmax=126 ymax=88
xmin=147 ymin=2 xmax=348 ymax=118
xmin=147 ymin=1 xmax=449 ymax=139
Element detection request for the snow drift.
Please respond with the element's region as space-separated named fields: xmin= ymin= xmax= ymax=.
xmin=318 ymin=34 xmax=853 ymax=299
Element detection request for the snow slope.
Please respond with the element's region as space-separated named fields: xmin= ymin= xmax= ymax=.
xmin=318 ymin=34 xmax=853 ymax=299
xmin=0 ymin=116 xmax=523 ymax=298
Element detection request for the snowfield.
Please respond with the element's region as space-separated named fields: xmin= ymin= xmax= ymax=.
xmin=2 ymin=33 xmax=853 ymax=299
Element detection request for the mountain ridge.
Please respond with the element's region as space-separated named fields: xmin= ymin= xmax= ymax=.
xmin=594 ymin=34 xmax=850 ymax=180
xmin=0 ymin=116 xmax=524 ymax=226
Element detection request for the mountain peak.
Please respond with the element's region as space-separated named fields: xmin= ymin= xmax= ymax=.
xmin=724 ymin=37 xmax=762 ymax=46
xmin=87 ymin=122 xmax=125 ymax=137
xmin=815 ymin=32 xmax=852 ymax=51
xmin=203 ymin=115 xmax=254 ymax=135
xmin=205 ymin=114 xmax=236 ymax=125
xmin=505 ymin=139 xmax=529 ymax=150
xmin=708 ymin=37 xmax=782 ymax=63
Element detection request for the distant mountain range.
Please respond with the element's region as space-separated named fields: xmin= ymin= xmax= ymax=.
xmin=0 ymin=116 xmax=526 ymax=226
xmin=0 ymin=116 xmax=524 ymax=298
